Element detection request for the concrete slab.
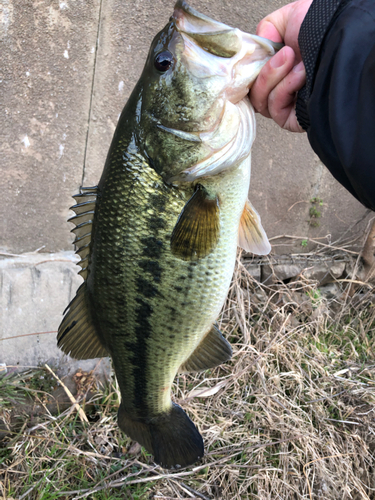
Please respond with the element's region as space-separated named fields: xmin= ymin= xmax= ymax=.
xmin=82 ymin=0 xmax=369 ymax=254
xmin=1 ymin=0 xmax=369 ymax=257
xmin=305 ymin=161 xmax=371 ymax=248
xmin=0 ymin=252 xmax=110 ymax=376
xmin=251 ymin=120 xmax=370 ymax=253
xmin=1 ymin=0 xmax=372 ymax=372
xmin=1 ymin=0 xmax=100 ymax=254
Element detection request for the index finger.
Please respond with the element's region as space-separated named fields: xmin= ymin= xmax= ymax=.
xmin=250 ymin=46 xmax=295 ymax=116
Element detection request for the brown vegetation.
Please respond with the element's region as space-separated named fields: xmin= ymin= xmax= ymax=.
xmin=1 ymin=250 xmax=374 ymax=499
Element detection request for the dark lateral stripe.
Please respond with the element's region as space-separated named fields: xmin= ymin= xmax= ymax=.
xmin=187 ymin=261 xmax=197 ymax=280
xmin=130 ymin=320 xmax=153 ymax=410
xmin=131 ymin=191 xmax=168 ymax=412
xmin=140 ymin=237 xmax=163 ymax=259
xmin=148 ymin=217 xmax=167 ymax=231
xmin=136 ymin=276 xmax=159 ymax=298
xmin=133 ymin=295 xmax=153 ymax=409
xmin=138 ymin=259 xmax=162 ymax=282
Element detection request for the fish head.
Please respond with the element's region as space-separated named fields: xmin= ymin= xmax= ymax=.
xmin=135 ymin=1 xmax=282 ymax=183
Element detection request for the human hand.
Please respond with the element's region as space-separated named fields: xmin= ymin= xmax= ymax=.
xmin=250 ymin=0 xmax=313 ymax=132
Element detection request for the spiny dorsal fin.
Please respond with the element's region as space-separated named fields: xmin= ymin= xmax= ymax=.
xmin=179 ymin=324 xmax=232 ymax=373
xmin=57 ymin=283 xmax=107 ymax=359
xmin=170 ymin=185 xmax=220 ymax=261
xmin=238 ymin=199 xmax=271 ymax=255
xmin=69 ymin=186 xmax=98 ymax=281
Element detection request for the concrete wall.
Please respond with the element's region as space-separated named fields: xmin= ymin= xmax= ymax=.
xmin=1 ymin=0 xmax=370 ymax=369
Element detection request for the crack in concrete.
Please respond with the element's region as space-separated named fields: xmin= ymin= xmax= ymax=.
xmin=81 ymin=0 xmax=104 ymax=187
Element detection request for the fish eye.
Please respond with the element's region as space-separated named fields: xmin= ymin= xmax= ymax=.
xmin=154 ymin=51 xmax=174 ymax=72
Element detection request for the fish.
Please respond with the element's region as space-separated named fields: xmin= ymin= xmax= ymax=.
xmin=57 ymin=1 xmax=281 ymax=469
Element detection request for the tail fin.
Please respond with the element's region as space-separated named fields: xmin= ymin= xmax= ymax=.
xmin=118 ymin=403 xmax=204 ymax=469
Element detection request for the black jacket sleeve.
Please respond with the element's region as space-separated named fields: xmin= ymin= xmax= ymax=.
xmin=295 ymin=0 xmax=375 ymax=211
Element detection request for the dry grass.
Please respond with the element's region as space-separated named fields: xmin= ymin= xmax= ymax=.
xmin=1 ymin=251 xmax=375 ymax=499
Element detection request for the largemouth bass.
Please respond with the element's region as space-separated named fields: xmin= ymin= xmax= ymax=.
xmin=58 ymin=1 xmax=280 ymax=469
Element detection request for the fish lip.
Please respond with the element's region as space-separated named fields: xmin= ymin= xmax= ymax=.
xmin=246 ymin=34 xmax=284 ymax=54
xmin=173 ymin=1 xmax=283 ymax=56
xmin=171 ymin=1 xmax=283 ymax=97
xmin=172 ymin=0 xmax=241 ymax=59
xmin=173 ymin=0 xmax=233 ymax=34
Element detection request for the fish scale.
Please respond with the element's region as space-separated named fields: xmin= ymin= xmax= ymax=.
xmin=88 ymin=150 xmax=245 ymax=417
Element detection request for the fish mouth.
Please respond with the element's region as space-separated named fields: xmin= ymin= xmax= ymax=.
xmin=172 ymin=0 xmax=283 ymax=103
xmin=159 ymin=2 xmax=283 ymax=184
xmin=173 ymin=0 xmax=243 ymax=58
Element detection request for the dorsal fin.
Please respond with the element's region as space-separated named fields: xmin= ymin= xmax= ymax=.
xmin=69 ymin=186 xmax=98 ymax=280
xmin=179 ymin=323 xmax=232 ymax=373
xmin=57 ymin=283 xmax=107 ymax=359
xmin=238 ymin=199 xmax=271 ymax=255
xmin=58 ymin=186 xmax=106 ymax=359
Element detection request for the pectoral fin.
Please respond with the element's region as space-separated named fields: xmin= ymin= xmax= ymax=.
xmin=171 ymin=185 xmax=220 ymax=261
xmin=179 ymin=324 xmax=232 ymax=373
xmin=238 ymin=200 xmax=271 ymax=255
xmin=57 ymin=283 xmax=107 ymax=360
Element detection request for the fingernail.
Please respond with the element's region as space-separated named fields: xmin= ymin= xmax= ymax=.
xmin=270 ymin=50 xmax=286 ymax=69
xmin=293 ymin=61 xmax=305 ymax=73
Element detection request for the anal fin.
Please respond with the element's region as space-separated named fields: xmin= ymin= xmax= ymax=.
xmin=238 ymin=199 xmax=271 ymax=255
xmin=57 ymin=283 xmax=107 ymax=359
xmin=179 ymin=324 xmax=232 ymax=373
